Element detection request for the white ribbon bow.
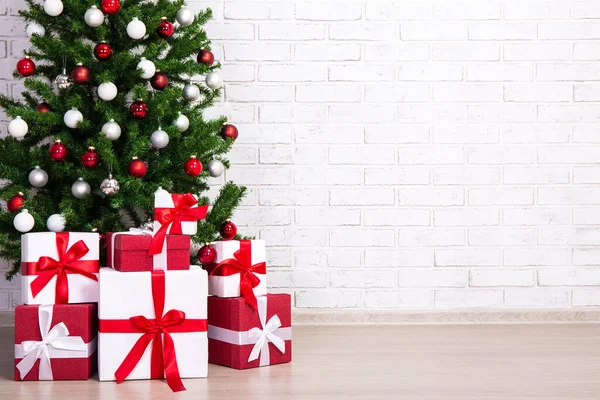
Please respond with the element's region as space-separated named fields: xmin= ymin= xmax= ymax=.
xmin=247 ymin=296 xmax=286 ymax=365
xmin=16 ymin=305 xmax=87 ymax=380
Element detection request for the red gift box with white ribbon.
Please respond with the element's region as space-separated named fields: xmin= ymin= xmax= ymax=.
xmin=20 ymin=232 xmax=100 ymax=305
xmin=207 ymin=294 xmax=292 ymax=370
xmin=14 ymin=303 xmax=97 ymax=381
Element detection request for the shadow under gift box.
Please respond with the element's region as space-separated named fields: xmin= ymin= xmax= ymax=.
xmin=14 ymin=303 xmax=98 ymax=381
xmin=106 ymin=233 xmax=190 ymax=272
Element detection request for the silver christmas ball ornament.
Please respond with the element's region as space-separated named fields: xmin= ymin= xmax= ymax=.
xmin=205 ymin=71 xmax=223 ymax=90
xmin=14 ymin=209 xmax=35 ymax=233
xmin=100 ymin=173 xmax=120 ymax=196
xmin=176 ymin=7 xmax=194 ymax=27
xmin=173 ymin=112 xmax=189 ymax=132
xmin=84 ymin=5 xmax=104 ymax=27
xmin=207 ymin=159 xmax=225 ymax=177
xmin=71 ymin=177 xmax=91 ymax=199
xmin=64 ymin=108 xmax=83 ymax=129
xmin=54 ymin=69 xmax=73 ymax=91
xmin=26 ymin=22 xmax=45 ymax=37
xmin=29 ymin=166 xmax=48 ymax=188
xmin=182 ymin=83 xmax=201 ymax=101
xmin=102 ymin=119 xmax=121 ymax=141
xmin=150 ymin=127 xmax=169 ymax=149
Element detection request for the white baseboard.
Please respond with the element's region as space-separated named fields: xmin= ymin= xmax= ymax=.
xmin=2 ymin=309 xmax=600 ymax=327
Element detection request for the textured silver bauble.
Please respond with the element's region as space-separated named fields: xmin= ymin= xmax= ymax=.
xmin=176 ymin=7 xmax=194 ymax=27
xmin=182 ymin=83 xmax=201 ymax=101
xmin=206 ymin=159 xmax=225 ymax=177
xmin=54 ymin=69 xmax=73 ymax=91
xmin=205 ymin=71 xmax=223 ymax=90
xmin=173 ymin=112 xmax=189 ymax=132
xmin=28 ymin=166 xmax=48 ymax=188
xmin=71 ymin=177 xmax=91 ymax=199
xmin=150 ymin=127 xmax=169 ymax=149
xmin=100 ymin=174 xmax=120 ymax=196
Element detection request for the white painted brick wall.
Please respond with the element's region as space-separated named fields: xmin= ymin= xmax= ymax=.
xmin=3 ymin=0 xmax=600 ymax=311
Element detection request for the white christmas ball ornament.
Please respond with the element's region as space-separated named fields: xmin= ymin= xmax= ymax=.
xmin=176 ymin=7 xmax=194 ymax=27
xmin=127 ymin=17 xmax=146 ymax=40
xmin=173 ymin=112 xmax=189 ymax=132
xmin=98 ymin=82 xmax=118 ymax=101
xmin=8 ymin=116 xmax=28 ymax=139
xmin=14 ymin=209 xmax=35 ymax=233
xmin=71 ymin=177 xmax=91 ymax=199
xmin=102 ymin=119 xmax=121 ymax=141
xmin=46 ymin=213 xmax=66 ymax=232
xmin=205 ymin=71 xmax=223 ymax=90
xmin=150 ymin=127 xmax=169 ymax=149
xmin=85 ymin=5 xmax=104 ymax=28
xmin=64 ymin=108 xmax=83 ymax=129
xmin=44 ymin=0 xmax=63 ymax=16
xmin=36 ymin=75 xmax=52 ymax=87
xmin=182 ymin=83 xmax=201 ymax=101
xmin=26 ymin=22 xmax=45 ymax=37
xmin=137 ymin=57 xmax=156 ymax=79
xmin=29 ymin=166 xmax=48 ymax=188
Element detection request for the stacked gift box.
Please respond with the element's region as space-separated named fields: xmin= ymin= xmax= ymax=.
xmin=14 ymin=188 xmax=292 ymax=391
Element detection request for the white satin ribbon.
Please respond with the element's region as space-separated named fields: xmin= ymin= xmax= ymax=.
xmin=15 ymin=305 xmax=91 ymax=380
xmin=110 ymin=227 xmax=168 ymax=271
xmin=207 ymin=296 xmax=291 ymax=366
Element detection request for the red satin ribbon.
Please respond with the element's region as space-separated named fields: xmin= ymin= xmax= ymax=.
xmin=209 ymin=240 xmax=266 ymax=309
xmin=98 ymin=270 xmax=207 ymax=392
xmin=149 ymin=193 xmax=208 ymax=256
xmin=25 ymin=232 xmax=98 ymax=304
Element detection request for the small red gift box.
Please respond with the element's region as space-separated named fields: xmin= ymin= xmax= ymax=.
xmin=14 ymin=303 xmax=97 ymax=381
xmin=106 ymin=232 xmax=190 ymax=272
xmin=208 ymin=294 xmax=292 ymax=370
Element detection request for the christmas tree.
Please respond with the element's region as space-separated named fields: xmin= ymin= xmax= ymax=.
xmin=0 ymin=0 xmax=245 ymax=279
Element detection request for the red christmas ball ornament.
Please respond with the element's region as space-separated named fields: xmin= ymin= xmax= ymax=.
xmin=150 ymin=70 xmax=168 ymax=90
xmin=71 ymin=63 xmax=90 ymax=84
xmin=81 ymin=146 xmax=100 ymax=169
xmin=197 ymin=244 xmax=217 ymax=265
xmin=94 ymin=42 xmax=113 ymax=61
xmin=184 ymin=155 xmax=202 ymax=177
xmin=49 ymin=139 xmax=68 ymax=162
xmin=36 ymin=102 xmax=51 ymax=113
xmin=219 ymin=220 xmax=237 ymax=240
xmin=101 ymin=0 xmax=120 ymax=15
xmin=130 ymin=99 xmax=148 ymax=119
xmin=221 ymin=124 xmax=238 ymax=140
xmin=7 ymin=192 xmax=25 ymax=213
xmin=128 ymin=156 xmax=147 ymax=178
xmin=17 ymin=57 xmax=36 ymax=77
xmin=156 ymin=17 xmax=174 ymax=38
xmin=197 ymin=50 xmax=214 ymax=66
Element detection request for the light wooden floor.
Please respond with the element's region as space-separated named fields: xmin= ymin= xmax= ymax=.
xmin=1 ymin=325 xmax=599 ymax=399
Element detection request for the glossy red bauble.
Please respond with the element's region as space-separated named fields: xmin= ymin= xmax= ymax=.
xmin=94 ymin=42 xmax=113 ymax=61
xmin=150 ymin=71 xmax=168 ymax=90
xmin=101 ymin=0 xmax=120 ymax=15
xmin=130 ymin=100 xmax=148 ymax=119
xmin=221 ymin=124 xmax=238 ymax=140
xmin=156 ymin=17 xmax=174 ymax=38
xmin=17 ymin=57 xmax=36 ymax=77
xmin=219 ymin=220 xmax=237 ymax=240
xmin=197 ymin=244 xmax=216 ymax=265
xmin=197 ymin=50 xmax=214 ymax=66
xmin=36 ymin=102 xmax=51 ymax=113
xmin=71 ymin=63 xmax=90 ymax=84
xmin=184 ymin=155 xmax=202 ymax=177
xmin=7 ymin=192 xmax=24 ymax=213
xmin=49 ymin=140 xmax=68 ymax=162
xmin=81 ymin=147 xmax=100 ymax=169
xmin=128 ymin=157 xmax=147 ymax=178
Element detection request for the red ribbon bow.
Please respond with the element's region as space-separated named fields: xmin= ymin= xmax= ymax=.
xmin=28 ymin=232 xmax=98 ymax=304
xmin=209 ymin=240 xmax=266 ymax=309
xmin=99 ymin=270 xmax=207 ymax=392
xmin=149 ymin=193 xmax=208 ymax=256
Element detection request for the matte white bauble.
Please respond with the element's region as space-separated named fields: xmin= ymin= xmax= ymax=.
xmin=102 ymin=119 xmax=121 ymax=141
xmin=44 ymin=0 xmax=63 ymax=16
xmin=173 ymin=112 xmax=189 ymax=132
xmin=14 ymin=209 xmax=35 ymax=233
xmin=205 ymin=71 xmax=223 ymax=90
xmin=137 ymin=57 xmax=156 ymax=79
xmin=98 ymin=82 xmax=118 ymax=101
xmin=84 ymin=5 xmax=104 ymax=28
xmin=64 ymin=108 xmax=83 ymax=129
xmin=8 ymin=116 xmax=28 ymax=139
xmin=176 ymin=7 xmax=194 ymax=27
xmin=127 ymin=17 xmax=146 ymax=40
xmin=26 ymin=22 xmax=45 ymax=37
xmin=46 ymin=213 xmax=66 ymax=232
xmin=150 ymin=127 xmax=169 ymax=149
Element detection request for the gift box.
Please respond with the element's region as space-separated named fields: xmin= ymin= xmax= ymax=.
xmin=21 ymin=232 xmax=100 ymax=305
xmin=98 ymin=266 xmax=208 ymax=392
xmin=15 ymin=303 xmax=97 ymax=381
xmin=208 ymin=294 xmax=292 ymax=370
xmin=106 ymin=231 xmax=191 ymax=272
xmin=205 ymin=240 xmax=267 ymax=308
